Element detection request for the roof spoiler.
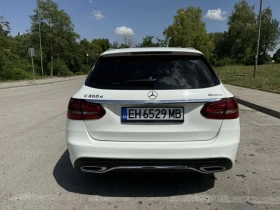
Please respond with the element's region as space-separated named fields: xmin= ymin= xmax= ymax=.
xmin=130 ymin=51 xmax=172 ymax=55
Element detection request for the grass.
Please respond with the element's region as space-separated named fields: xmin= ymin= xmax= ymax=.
xmin=0 ymin=72 xmax=87 ymax=83
xmin=215 ymin=63 xmax=280 ymax=93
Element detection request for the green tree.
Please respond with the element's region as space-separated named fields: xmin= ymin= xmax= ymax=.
xmin=163 ymin=6 xmax=214 ymax=58
xmin=111 ymin=41 xmax=120 ymax=49
xmin=137 ymin=35 xmax=158 ymax=47
xmin=30 ymin=0 xmax=79 ymax=76
xmin=227 ymin=0 xmax=257 ymax=60
xmin=71 ymin=38 xmax=111 ymax=72
xmin=78 ymin=38 xmax=93 ymax=65
xmin=209 ymin=32 xmax=230 ymax=58
xmin=227 ymin=1 xmax=279 ymax=64
xmin=273 ymin=48 xmax=280 ymax=62
xmin=156 ymin=38 xmax=169 ymax=47
xmin=0 ymin=16 xmax=11 ymax=36
xmin=136 ymin=36 xmax=170 ymax=47
xmin=119 ymin=43 xmax=130 ymax=48
xmin=208 ymin=32 xmax=234 ymax=66
xmin=12 ymin=32 xmax=33 ymax=59
xmin=0 ymin=17 xmax=33 ymax=80
xmin=259 ymin=8 xmax=280 ymax=55
xmin=91 ymin=38 xmax=111 ymax=59
xmin=0 ymin=2 xmax=93 ymax=81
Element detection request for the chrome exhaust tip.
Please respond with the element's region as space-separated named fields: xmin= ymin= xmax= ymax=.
xmin=199 ymin=166 xmax=227 ymax=173
xmin=80 ymin=166 xmax=107 ymax=173
xmin=79 ymin=165 xmax=227 ymax=174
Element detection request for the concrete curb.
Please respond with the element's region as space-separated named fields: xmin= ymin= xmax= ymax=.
xmin=226 ymin=83 xmax=280 ymax=95
xmin=237 ymin=98 xmax=280 ymax=119
xmin=0 ymin=76 xmax=86 ymax=90
xmin=2 ymin=78 xmax=279 ymax=119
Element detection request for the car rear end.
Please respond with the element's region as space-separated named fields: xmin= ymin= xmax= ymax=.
xmin=66 ymin=48 xmax=240 ymax=174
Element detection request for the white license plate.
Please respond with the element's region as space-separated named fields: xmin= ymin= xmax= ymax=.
xmin=121 ymin=107 xmax=184 ymax=122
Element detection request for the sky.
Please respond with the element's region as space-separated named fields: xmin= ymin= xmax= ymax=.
xmin=1 ymin=0 xmax=280 ymax=53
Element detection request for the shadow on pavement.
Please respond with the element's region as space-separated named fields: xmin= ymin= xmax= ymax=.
xmin=53 ymin=150 xmax=215 ymax=197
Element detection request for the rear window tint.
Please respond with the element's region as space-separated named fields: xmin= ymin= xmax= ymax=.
xmin=85 ymin=55 xmax=220 ymax=90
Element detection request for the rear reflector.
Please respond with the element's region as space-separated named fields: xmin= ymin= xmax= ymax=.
xmin=200 ymin=97 xmax=239 ymax=119
xmin=67 ymin=98 xmax=106 ymax=120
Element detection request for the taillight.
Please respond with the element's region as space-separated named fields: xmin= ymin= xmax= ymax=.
xmin=67 ymin=98 xmax=106 ymax=120
xmin=201 ymin=97 xmax=239 ymax=119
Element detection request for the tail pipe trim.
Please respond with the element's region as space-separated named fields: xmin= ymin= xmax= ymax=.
xmin=80 ymin=165 xmax=227 ymax=174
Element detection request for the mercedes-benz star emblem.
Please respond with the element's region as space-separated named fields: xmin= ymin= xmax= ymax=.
xmin=148 ymin=90 xmax=158 ymax=100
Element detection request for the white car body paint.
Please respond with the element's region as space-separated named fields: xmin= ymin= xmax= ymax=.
xmin=66 ymin=47 xmax=240 ymax=173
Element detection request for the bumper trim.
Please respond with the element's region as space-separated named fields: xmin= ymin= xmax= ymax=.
xmin=85 ymin=98 xmax=221 ymax=104
xmin=75 ymin=158 xmax=232 ymax=174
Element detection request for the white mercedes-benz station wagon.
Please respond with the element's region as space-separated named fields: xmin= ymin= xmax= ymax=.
xmin=66 ymin=47 xmax=240 ymax=174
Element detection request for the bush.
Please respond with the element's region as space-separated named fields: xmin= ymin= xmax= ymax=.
xmin=244 ymin=54 xmax=271 ymax=66
xmin=75 ymin=71 xmax=87 ymax=75
xmin=223 ymin=57 xmax=236 ymax=65
xmin=0 ymin=47 xmax=33 ymax=81
xmin=244 ymin=56 xmax=255 ymax=66
xmin=214 ymin=59 xmax=226 ymax=67
xmin=48 ymin=60 xmax=74 ymax=77
xmin=0 ymin=66 xmax=31 ymax=80
xmin=212 ymin=57 xmax=236 ymax=67
xmin=80 ymin=64 xmax=92 ymax=73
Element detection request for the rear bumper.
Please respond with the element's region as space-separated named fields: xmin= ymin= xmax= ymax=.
xmin=74 ymin=158 xmax=232 ymax=174
xmin=66 ymin=119 xmax=240 ymax=173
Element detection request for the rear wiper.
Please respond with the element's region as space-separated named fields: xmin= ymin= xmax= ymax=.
xmin=116 ymin=79 xmax=156 ymax=87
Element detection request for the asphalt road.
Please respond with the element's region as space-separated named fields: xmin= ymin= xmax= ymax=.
xmin=0 ymin=78 xmax=280 ymax=210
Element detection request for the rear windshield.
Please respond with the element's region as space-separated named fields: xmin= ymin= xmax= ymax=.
xmin=85 ymin=55 xmax=220 ymax=90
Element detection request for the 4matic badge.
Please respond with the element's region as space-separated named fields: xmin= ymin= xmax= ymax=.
xmin=208 ymin=93 xmax=223 ymax=97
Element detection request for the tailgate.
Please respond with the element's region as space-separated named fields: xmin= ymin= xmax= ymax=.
xmin=79 ymin=86 xmax=225 ymax=142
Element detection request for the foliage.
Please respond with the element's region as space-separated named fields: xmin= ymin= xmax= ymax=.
xmin=136 ymin=36 xmax=170 ymax=47
xmin=156 ymin=38 xmax=169 ymax=47
xmin=30 ymin=0 xmax=80 ymax=77
xmin=0 ymin=46 xmax=32 ymax=80
xmin=163 ymin=6 xmax=214 ymax=59
xmin=136 ymin=35 xmax=158 ymax=47
xmin=227 ymin=0 xmax=257 ymax=60
xmin=243 ymin=53 xmax=271 ymax=66
xmin=273 ymin=48 xmax=280 ymax=60
xmin=1 ymin=0 xmax=280 ymax=81
xmin=226 ymin=1 xmax=280 ymax=63
xmin=77 ymin=38 xmax=110 ymax=65
xmin=47 ymin=60 xmax=74 ymax=76
xmin=211 ymin=57 xmax=236 ymax=67
xmin=0 ymin=16 xmax=11 ymax=36
xmin=259 ymin=8 xmax=280 ymax=55
xmin=209 ymin=32 xmax=231 ymax=61
xmin=110 ymin=41 xmax=120 ymax=49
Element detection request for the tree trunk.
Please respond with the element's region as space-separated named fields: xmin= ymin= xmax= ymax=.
xmin=48 ymin=17 xmax=53 ymax=77
xmin=57 ymin=47 xmax=60 ymax=77
xmin=57 ymin=32 xmax=61 ymax=77
xmin=50 ymin=42 xmax=53 ymax=77
xmin=264 ymin=44 xmax=267 ymax=55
